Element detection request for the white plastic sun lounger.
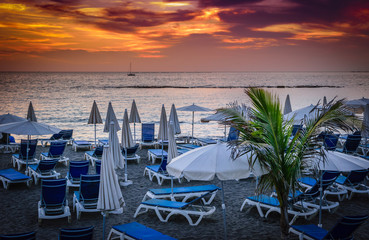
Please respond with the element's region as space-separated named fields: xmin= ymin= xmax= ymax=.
xmin=142 ymin=184 xmax=220 ymax=204
xmin=241 ymin=194 xmax=318 ymax=225
xmin=0 ymin=168 xmax=32 ymax=189
xmin=134 ymin=193 xmax=216 ymax=226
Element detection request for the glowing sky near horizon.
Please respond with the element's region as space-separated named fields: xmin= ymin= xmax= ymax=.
xmin=0 ymin=0 xmax=368 ymax=71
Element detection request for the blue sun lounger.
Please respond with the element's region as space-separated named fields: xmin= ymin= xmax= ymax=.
xmin=142 ymin=184 xmax=220 ymax=204
xmin=58 ymin=226 xmax=94 ymax=240
xmin=134 ymin=192 xmax=216 ymax=226
xmin=72 ymin=140 xmax=93 ymax=152
xmin=40 ymin=141 xmax=69 ymax=166
xmin=84 ymin=146 xmax=103 ymax=167
xmin=73 ymin=175 xmax=100 ymax=220
xmin=28 ymin=159 xmax=60 ymax=185
xmin=12 ymin=139 xmax=38 ymax=170
xmin=66 ymin=161 xmax=89 ymax=190
xmin=290 ymin=215 xmax=368 ymax=240
xmin=144 ymin=156 xmax=181 ymax=185
xmin=0 ymin=168 xmax=32 ymax=189
xmin=107 ymin=222 xmax=176 ymax=240
xmin=0 ymin=231 xmax=36 ymax=239
xmin=147 ymin=149 xmax=168 ymax=164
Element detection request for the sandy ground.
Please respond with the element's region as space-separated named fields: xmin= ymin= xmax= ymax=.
xmin=0 ymin=144 xmax=368 ymax=239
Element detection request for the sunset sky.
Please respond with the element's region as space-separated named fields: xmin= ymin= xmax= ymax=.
xmin=1 ymin=0 xmax=369 ymax=72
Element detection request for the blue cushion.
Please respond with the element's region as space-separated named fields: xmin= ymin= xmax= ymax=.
xmin=113 ymin=222 xmax=176 ymax=240
xmin=247 ymin=195 xmax=280 ymax=207
xmin=0 ymin=168 xmax=30 ymax=181
xmin=149 ymin=185 xmax=220 ymax=195
xmin=298 ymin=177 xmax=317 ymax=187
xmin=291 ymin=224 xmax=328 ymax=240
xmin=142 ymin=198 xmax=188 ymax=209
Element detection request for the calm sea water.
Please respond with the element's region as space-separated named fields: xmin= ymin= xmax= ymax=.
xmin=1 ymin=72 xmax=368 ymax=141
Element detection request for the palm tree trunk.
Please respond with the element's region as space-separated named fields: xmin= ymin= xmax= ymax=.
xmin=279 ymin=193 xmax=290 ymax=239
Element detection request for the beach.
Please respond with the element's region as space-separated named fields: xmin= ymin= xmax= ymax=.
xmin=0 ymin=144 xmax=368 ymax=239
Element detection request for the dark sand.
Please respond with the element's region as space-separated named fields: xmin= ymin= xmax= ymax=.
xmin=0 ymin=145 xmax=368 ymax=239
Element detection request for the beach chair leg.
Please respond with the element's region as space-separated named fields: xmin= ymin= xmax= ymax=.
xmin=133 ymin=204 xmax=148 ymax=218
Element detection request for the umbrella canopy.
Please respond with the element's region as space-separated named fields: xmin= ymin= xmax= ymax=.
xmin=129 ymin=100 xmax=141 ymax=123
xmin=121 ymin=109 xmax=134 ymax=149
xmin=167 ymin=122 xmax=178 ymax=163
xmin=97 ymin=145 xmax=125 ymax=212
xmin=158 ymin=104 xmax=168 ymax=142
xmin=306 ymin=148 xmax=369 ymax=172
xmin=361 ymin=104 xmax=369 ymax=138
xmin=284 ymin=104 xmax=319 ymax=124
xmin=169 ymin=104 xmax=181 ymax=135
xmin=104 ymin=102 xmax=120 ymax=133
xmin=107 ymin=121 xmax=124 ymax=170
xmin=201 ymin=111 xmax=227 ymax=122
xmin=0 ymin=119 xmax=60 ymax=136
xmin=88 ymin=100 xmax=103 ymax=146
xmin=26 ymin=101 xmax=37 ymax=122
xmin=167 ymin=142 xmax=259 ymax=181
xmin=88 ymin=100 xmax=103 ymax=124
xmin=177 ymin=103 xmax=212 ymax=139
xmin=0 ymin=113 xmax=26 ymax=124
xmin=344 ymin=98 xmax=369 ymax=114
xmin=283 ymin=94 xmax=292 ymax=115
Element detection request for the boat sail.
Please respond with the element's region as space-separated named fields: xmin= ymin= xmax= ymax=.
xmin=128 ymin=62 xmax=135 ymax=76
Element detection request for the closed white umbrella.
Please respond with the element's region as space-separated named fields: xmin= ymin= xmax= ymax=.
xmin=88 ymin=100 xmax=103 ymax=146
xmin=169 ymin=104 xmax=181 ymax=135
xmin=158 ymin=104 xmax=168 ymax=143
xmin=361 ymin=104 xmax=369 ymax=139
xmin=283 ymin=94 xmax=292 ymax=115
xmin=167 ymin=122 xmax=178 ymax=163
xmin=104 ymin=102 xmax=120 ymax=133
xmin=129 ymin=99 xmax=141 ymax=142
xmin=167 ymin=142 xmax=261 ymax=240
xmin=97 ymin=143 xmax=125 ymax=239
xmin=108 ymin=120 xmax=124 ymax=170
xmin=121 ymin=109 xmax=134 ymax=186
xmin=27 ymin=101 xmax=37 ymax=122
xmin=177 ymin=103 xmax=212 ymax=139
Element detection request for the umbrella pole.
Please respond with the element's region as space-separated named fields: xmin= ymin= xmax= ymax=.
xmin=318 ymin=171 xmax=323 ymax=227
xmin=121 ymin=148 xmax=132 ymax=186
xmin=221 ymin=181 xmax=228 ymax=240
xmin=26 ymin=135 xmax=30 ymax=175
xmin=191 ymin=111 xmax=194 ymax=140
xmin=134 ymin=122 xmax=136 ymax=143
xmin=94 ymin=123 xmax=97 ymax=147
xmin=102 ymin=211 xmax=106 ymax=240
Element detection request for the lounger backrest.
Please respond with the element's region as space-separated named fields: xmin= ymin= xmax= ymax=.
xmin=41 ymin=179 xmax=67 ymax=207
xmin=292 ymin=125 xmax=303 ymax=136
xmin=50 ymin=132 xmax=63 ymax=140
xmin=322 ymin=171 xmax=340 ymax=181
xmin=37 ymin=159 xmax=58 ymax=174
xmin=8 ymin=135 xmax=15 ymax=143
xmin=68 ymin=161 xmax=89 ymax=179
xmin=95 ymin=160 xmax=101 ymax=175
xmin=19 ymin=139 xmax=38 ymax=160
xmin=343 ymin=134 xmax=361 ymax=153
xmin=326 ymin=215 xmax=368 ymax=239
xmin=80 ymin=175 xmax=100 ymax=202
xmin=59 ymin=226 xmax=94 ymax=240
xmin=324 ymin=134 xmax=340 ymax=150
xmin=158 ymin=156 xmax=168 ymax=172
xmin=227 ymin=126 xmax=239 ymax=142
xmin=48 ymin=141 xmax=67 ymax=157
xmin=142 ymin=123 xmax=155 ymax=142
xmin=60 ymin=130 xmax=73 ymax=140
xmin=93 ymin=146 xmax=103 ymax=157
xmin=122 ymin=144 xmax=139 ymax=156
xmin=0 ymin=231 xmax=36 ymax=240
xmin=346 ymin=169 xmax=369 ymax=185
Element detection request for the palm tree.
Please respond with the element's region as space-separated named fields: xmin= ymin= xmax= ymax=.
xmin=219 ymin=88 xmax=355 ymax=239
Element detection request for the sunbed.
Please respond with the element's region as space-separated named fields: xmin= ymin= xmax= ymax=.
xmin=12 ymin=139 xmax=38 ymax=170
xmin=0 ymin=168 xmax=32 ymax=189
xmin=84 ymin=146 xmax=103 ymax=167
xmin=73 ymin=175 xmax=100 ymax=220
xmin=107 ymin=222 xmax=176 ymax=240
xmin=134 ymin=192 xmax=216 ymax=226
xmin=27 ymin=159 xmax=60 ymax=185
xmin=139 ymin=123 xmax=157 ymax=149
xmin=290 ymin=215 xmax=368 ymax=240
xmin=122 ymin=144 xmax=140 ymax=164
xmin=38 ymin=179 xmax=71 ymax=224
xmin=72 ymin=140 xmax=93 ymax=152
xmin=144 ymin=156 xmax=181 ymax=185
xmin=147 ymin=149 xmax=167 ymax=164
xmin=58 ymin=226 xmax=94 ymax=240
xmin=66 ymin=161 xmax=89 ymax=190
xmin=40 ymin=141 xmax=69 ymax=166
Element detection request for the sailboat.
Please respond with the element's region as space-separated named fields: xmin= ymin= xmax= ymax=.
xmin=127 ymin=62 xmax=135 ymax=76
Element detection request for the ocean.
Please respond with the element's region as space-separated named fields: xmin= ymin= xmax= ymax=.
xmin=1 ymin=71 xmax=368 ymax=141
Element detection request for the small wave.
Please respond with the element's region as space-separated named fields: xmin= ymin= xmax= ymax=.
xmin=97 ymin=85 xmax=342 ymax=89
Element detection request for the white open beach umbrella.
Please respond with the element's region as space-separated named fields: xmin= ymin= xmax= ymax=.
xmin=129 ymin=99 xmax=141 ymax=142
xmin=97 ymin=144 xmax=125 ymax=239
xmin=284 ymin=104 xmax=319 ymax=124
xmin=361 ymin=104 xmax=369 ymax=139
xmin=344 ymin=97 xmax=369 ymax=114
xmin=104 ymin=102 xmax=120 ymax=133
xmin=0 ymin=113 xmax=26 ymax=124
xmin=88 ymin=100 xmax=103 ymax=146
xmin=283 ymin=94 xmax=292 ymax=115
xmin=169 ymin=104 xmax=181 ymax=135
xmin=26 ymin=101 xmax=37 ymax=122
xmin=177 ymin=103 xmax=212 ymax=139
xmin=121 ymin=109 xmax=134 ymax=186
xmin=167 ymin=142 xmax=260 ymax=240
xmin=158 ymin=104 xmax=168 ymax=143
xmin=0 ymin=119 xmax=61 ymax=172
xmin=108 ymin=120 xmax=124 ymax=170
